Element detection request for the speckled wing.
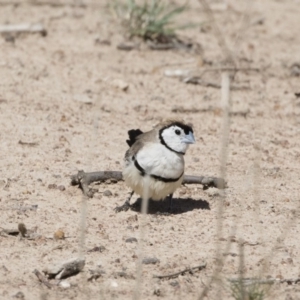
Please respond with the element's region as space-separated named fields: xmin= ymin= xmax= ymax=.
xmin=124 ymin=129 xmax=158 ymax=163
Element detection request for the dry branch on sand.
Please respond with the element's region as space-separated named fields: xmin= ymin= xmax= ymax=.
xmin=0 ymin=0 xmax=87 ymax=7
xmin=70 ymin=170 xmax=226 ymax=198
xmin=153 ymin=263 xmax=207 ymax=279
xmin=228 ymin=277 xmax=300 ymax=285
xmin=33 ymin=269 xmax=54 ymax=289
xmin=0 ymin=23 xmax=47 ymax=36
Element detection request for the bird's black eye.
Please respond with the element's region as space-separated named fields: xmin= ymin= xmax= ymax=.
xmin=175 ymin=129 xmax=181 ymax=135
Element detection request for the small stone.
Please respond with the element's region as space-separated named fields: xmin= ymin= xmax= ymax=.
xmin=125 ymin=237 xmax=138 ymax=243
xmin=110 ymin=79 xmax=129 ymax=91
xmin=127 ymin=215 xmax=138 ymax=223
xmin=142 ymin=257 xmax=160 ymax=265
xmin=208 ymin=188 xmax=221 ymax=197
xmin=87 ymin=246 xmax=105 ymax=253
xmin=113 ymin=271 xmax=135 ymax=279
xmin=153 ymin=288 xmax=161 ymax=296
xmin=111 ymin=281 xmax=118 ymax=288
xmin=12 ymin=291 xmax=24 ymax=299
xmin=103 ymin=190 xmax=112 ymax=197
xmin=69 ymin=207 xmax=77 ymax=213
xmin=88 ymin=267 xmax=105 ymax=281
xmin=0 ymin=179 xmax=8 ymax=189
xmin=58 ymin=185 xmax=65 ymax=191
xmin=43 ymin=258 xmax=85 ymax=279
xmin=48 ymin=184 xmax=57 ymax=189
xmin=59 ymin=281 xmax=71 ymax=288
xmin=54 ymin=230 xmax=65 ymax=240
xmin=150 ymin=96 xmax=165 ymax=102
xmin=115 ymin=271 xmax=126 ymax=278
xmin=73 ymin=94 xmax=94 ymax=104
xmin=170 ymin=281 xmax=179 ymax=287
xmin=18 ymin=223 xmax=27 ymax=237
xmin=95 ymin=38 xmax=111 ymax=46
xmin=290 ymin=63 xmax=300 ymax=77
xmin=117 ymin=42 xmax=139 ymax=51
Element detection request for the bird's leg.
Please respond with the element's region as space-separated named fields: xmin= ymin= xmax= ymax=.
xmin=114 ymin=191 xmax=134 ymax=212
xmin=167 ymin=193 xmax=174 ymax=211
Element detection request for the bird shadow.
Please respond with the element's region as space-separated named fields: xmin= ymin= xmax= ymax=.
xmin=129 ymin=197 xmax=210 ymax=215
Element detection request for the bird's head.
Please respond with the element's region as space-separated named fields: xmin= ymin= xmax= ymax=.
xmin=158 ymin=120 xmax=195 ymax=155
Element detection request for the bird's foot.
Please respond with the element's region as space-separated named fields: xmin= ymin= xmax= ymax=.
xmin=114 ymin=201 xmax=131 ymax=213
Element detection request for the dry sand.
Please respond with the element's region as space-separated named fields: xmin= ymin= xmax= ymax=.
xmin=0 ymin=0 xmax=300 ymax=299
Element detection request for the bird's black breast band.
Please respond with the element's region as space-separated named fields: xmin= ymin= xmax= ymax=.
xmin=133 ymin=156 xmax=183 ymax=183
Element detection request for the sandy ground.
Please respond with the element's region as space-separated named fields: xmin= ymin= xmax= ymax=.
xmin=0 ymin=0 xmax=300 ymax=299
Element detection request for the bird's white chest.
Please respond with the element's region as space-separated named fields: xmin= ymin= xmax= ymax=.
xmin=123 ymin=143 xmax=185 ymax=200
xmin=136 ymin=143 xmax=184 ymax=178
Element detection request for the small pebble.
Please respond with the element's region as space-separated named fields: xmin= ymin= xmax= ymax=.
xmin=103 ymin=190 xmax=112 ymax=197
xmin=208 ymin=188 xmax=221 ymax=197
xmin=54 ymin=230 xmax=65 ymax=240
xmin=170 ymin=281 xmax=179 ymax=287
xmin=153 ymin=288 xmax=161 ymax=296
xmin=87 ymin=246 xmax=105 ymax=253
xmin=48 ymin=184 xmax=57 ymax=189
xmin=12 ymin=291 xmax=24 ymax=299
xmin=58 ymin=185 xmax=65 ymax=191
xmin=59 ymin=281 xmax=71 ymax=288
xmin=125 ymin=237 xmax=138 ymax=243
xmin=142 ymin=257 xmax=160 ymax=265
xmin=18 ymin=223 xmax=27 ymax=237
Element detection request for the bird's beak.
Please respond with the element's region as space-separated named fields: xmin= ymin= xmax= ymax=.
xmin=182 ymin=132 xmax=195 ymax=144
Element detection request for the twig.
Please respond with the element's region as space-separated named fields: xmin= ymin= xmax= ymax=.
xmin=33 ymin=269 xmax=54 ymax=289
xmin=0 ymin=23 xmax=47 ymax=36
xmin=147 ymin=39 xmax=193 ymax=51
xmin=70 ymin=170 xmax=226 ymax=198
xmin=164 ymin=67 xmax=261 ymax=78
xmin=171 ymin=105 xmax=250 ymax=117
xmin=228 ymin=278 xmax=300 ymax=285
xmin=183 ymin=175 xmax=226 ymax=189
xmin=0 ymin=1 xmax=87 ymax=7
xmin=154 ymin=263 xmax=207 ymax=279
xmin=199 ymin=66 xmax=260 ymax=75
xmin=18 ymin=140 xmax=39 ymax=146
xmin=183 ymin=77 xmax=249 ymax=90
xmin=153 ymin=59 xmax=196 ymax=73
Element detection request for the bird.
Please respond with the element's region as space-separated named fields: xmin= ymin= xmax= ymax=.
xmin=115 ymin=120 xmax=195 ymax=212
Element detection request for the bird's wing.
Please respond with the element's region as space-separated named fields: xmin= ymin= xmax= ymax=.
xmin=126 ymin=129 xmax=143 ymax=147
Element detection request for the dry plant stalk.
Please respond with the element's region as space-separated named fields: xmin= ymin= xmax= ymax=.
xmin=198 ymin=72 xmax=232 ymax=300
xmin=133 ymin=176 xmax=151 ymax=300
xmin=78 ymin=196 xmax=87 ymax=259
xmin=0 ymin=23 xmax=47 ymax=35
xmin=197 ymin=0 xmax=235 ymax=66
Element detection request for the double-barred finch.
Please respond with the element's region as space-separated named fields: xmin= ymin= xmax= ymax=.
xmin=115 ymin=120 xmax=195 ymax=212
